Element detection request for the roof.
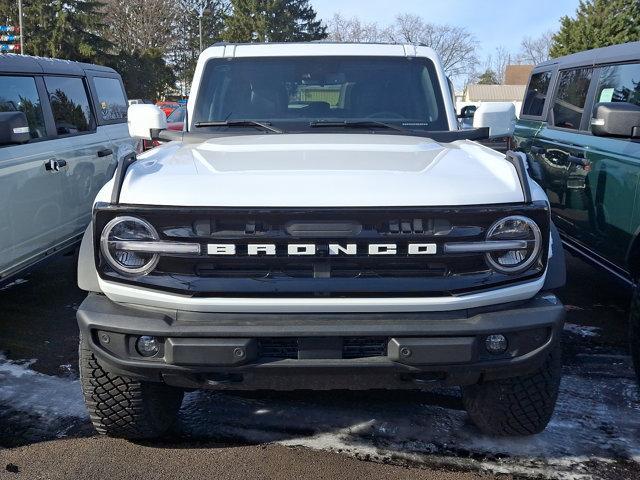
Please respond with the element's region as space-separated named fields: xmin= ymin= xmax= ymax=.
xmin=202 ymin=42 xmax=438 ymax=60
xmin=504 ymin=65 xmax=534 ymax=85
xmin=0 ymin=54 xmax=117 ymax=75
xmin=535 ymin=41 xmax=640 ymax=70
xmin=465 ymin=84 xmax=527 ymax=102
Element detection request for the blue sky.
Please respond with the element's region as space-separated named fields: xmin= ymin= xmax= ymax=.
xmin=312 ymin=0 xmax=580 ymax=60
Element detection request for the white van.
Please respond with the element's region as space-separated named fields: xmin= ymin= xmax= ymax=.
xmin=0 ymin=55 xmax=136 ymax=286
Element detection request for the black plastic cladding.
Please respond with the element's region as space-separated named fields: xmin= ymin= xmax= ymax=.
xmin=92 ymin=202 xmax=550 ymax=297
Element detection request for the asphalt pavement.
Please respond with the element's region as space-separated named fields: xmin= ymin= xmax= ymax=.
xmin=0 ymin=252 xmax=638 ymax=480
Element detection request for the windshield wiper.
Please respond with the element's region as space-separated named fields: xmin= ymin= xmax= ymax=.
xmin=308 ymin=120 xmax=411 ymax=133
xmin=194 ymin=120 xmax=283 ymax=134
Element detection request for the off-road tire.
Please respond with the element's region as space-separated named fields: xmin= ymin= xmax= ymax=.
xmin=629 ymin=285 xmax=640 ymax=385
xmin=79 ymin=335 xmax=183 ymax=439
xmin=462 ymin=341 xmax=561 ymax=436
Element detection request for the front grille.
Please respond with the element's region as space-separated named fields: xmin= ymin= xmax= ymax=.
xmin=342 ymin=337 xmax=387 ymax=359
xmin=257 ymin=337 xmax=388 ymax=360
xmin=94 ymin=204 xmax=550 ymax=296
xmin=258 ymin=338 xmax=298 ymax=359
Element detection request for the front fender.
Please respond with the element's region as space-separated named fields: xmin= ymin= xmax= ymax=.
xmin=78 ymin=224 xmax=101 ymax=293
xmin=543 ymin=222 xmax=566 ymax=291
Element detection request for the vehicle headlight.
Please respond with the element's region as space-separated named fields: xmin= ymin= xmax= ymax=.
xmin=485 ymin=216 xmax=542 ymax=274
xmin=100 ymin=216 xmax=160 ymax=276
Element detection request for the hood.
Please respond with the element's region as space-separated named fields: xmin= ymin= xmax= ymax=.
xmin=118 ymin=134 xmax=524 ymax=207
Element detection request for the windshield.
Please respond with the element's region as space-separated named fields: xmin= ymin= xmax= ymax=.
xmin=192 ymin=56 xmax=448 ymax=132
xmin=167 ymin=106 xmax=186 ymax=123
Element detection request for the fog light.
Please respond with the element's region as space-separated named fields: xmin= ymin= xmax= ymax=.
xmin=485 ymin=334 xmax=508 ymax=354
xmin=136 ymin=336 xmax=160 ymax=357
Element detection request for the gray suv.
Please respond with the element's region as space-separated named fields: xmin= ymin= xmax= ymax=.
xmin=0 ymin=55 xmax=136 ymax=286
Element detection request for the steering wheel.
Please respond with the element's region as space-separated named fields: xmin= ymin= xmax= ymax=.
xmin=366 ymin=111 xmax=405 ymax=120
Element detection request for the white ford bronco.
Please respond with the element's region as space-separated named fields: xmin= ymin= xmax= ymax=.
xmin=76 ymin=42 xmax=566 ymax=439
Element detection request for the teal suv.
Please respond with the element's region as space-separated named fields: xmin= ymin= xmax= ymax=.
xmin=513 ymin=41 xmax=640 ymax=382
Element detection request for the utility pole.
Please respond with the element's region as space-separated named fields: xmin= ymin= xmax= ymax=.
xmin=17 ymin=0 xmax=23 ymax=54
xmin=199 ymin=6 xmax=204 ymax=53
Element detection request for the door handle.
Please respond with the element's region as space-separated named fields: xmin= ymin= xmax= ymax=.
xmin=44 ymin=158 xmax=66 ymax=172
xmin=97 ymin=148 xmax=113 ymax=158
xmin=531 ymin=146 xmax=546 ymax=155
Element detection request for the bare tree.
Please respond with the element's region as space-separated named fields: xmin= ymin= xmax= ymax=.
xmin=326 ymin=13 xmax=382 ymax=43
xmin=519 ymin=30 xmax=554 ymax=65
xmin=384 ymin=14 xmax=479 ymax=79
xmin=484 ymin=46 xmax=514 ymax=84
xmin=102 ymin=0 xmax=180 ymax=54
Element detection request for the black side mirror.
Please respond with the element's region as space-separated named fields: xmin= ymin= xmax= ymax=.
xmin=458 ymin=105 xmax=477 ymax=119
xmin=0 ymin=111 xmax=30 ymax=145
xmin=591 ymin=102 xmax=640 ymax=139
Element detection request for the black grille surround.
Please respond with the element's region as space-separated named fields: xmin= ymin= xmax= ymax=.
xmin=257 ymin=337 xmax=388 ymax=359
xmin=93 ymin=202 xmax=550 ymax=297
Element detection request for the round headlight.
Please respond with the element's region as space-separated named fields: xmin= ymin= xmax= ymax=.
xmin=100 ymin=216 xmax=160 ymax=276
xmin=485 ymin=216 xmax=542 ymax=274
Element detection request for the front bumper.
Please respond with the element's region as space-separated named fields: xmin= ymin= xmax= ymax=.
xmin=77 ymin=293 xmax=564 ymax=390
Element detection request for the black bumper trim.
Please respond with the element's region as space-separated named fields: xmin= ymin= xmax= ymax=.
xmin=77 ymin=293 xmax=564 ymax=388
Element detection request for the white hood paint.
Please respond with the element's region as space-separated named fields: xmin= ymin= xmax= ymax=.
xmin=117 ymin=134 xmax=524 ymax=207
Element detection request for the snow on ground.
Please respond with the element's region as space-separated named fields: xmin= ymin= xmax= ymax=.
xmin=0 ymin=354 xmax=85 ymax=418
xmin=0 ymin=278 xmax=28 ymax=291
xmin=0 ymin=354 xmax=88 ymax=444
xmin=0 ymin=352 xmax=638 ymax=479
xmin=564 ymin=323 xmax=602 ymax=338
xmin=178 ymin=370 xmax=640 ymax=480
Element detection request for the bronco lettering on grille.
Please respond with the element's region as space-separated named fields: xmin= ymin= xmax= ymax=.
xmin=206 ymin=243 xmax=437 ymax=256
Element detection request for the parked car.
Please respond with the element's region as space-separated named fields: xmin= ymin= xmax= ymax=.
xmin=156 ymin=101 xmax=179 ymax=117
xmin=513 ymin=41 xmax=640 ymax=382
xmin=0 ymin=54 xmax=136 ymax=287
xmin=128 ymin=99 xmax=153 ymax=106
xmin=76 ymin=42 xmax=566 ymax=440
xmin=166 ymin=105 xmax=186 ymax=131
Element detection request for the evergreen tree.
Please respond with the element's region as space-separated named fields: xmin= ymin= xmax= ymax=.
xmin=477 ymin=69 xmax=499 ymax=85
xmin=106 ymin=49 xmax=176 ymax=101
xmin=223 ymin=0 xmax=326 ymax=42
xmin=169 ymin=0 xmax=229 ymax=95
xmin=0 ymin=0 xmax=110 ymax=62
xmin=550 ymin=0 xmax=640 ymax=57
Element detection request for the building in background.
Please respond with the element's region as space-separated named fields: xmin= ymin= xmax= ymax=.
xmin=458 ymin=64 xmax=534 ymax=119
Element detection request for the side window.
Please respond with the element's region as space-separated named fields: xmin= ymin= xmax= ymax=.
xmin=522 ymin=71 xmax=553 ymax=117
xmin=93 ymin=77 xmax=128 ymax=122
xmin=44 ymin=76 xmax=95 ymax=136
xmin=551 ymin=67 xmax=593 ymax=130
xmin=594 ymin=62 xmax=640 ymax=108
xmin=0 ymin=76 xmax=46 ymax=140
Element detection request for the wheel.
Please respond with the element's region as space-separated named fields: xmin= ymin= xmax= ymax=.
xmin=462 ymin=341 xmax=562 ymax=436
xmin=629 ymin=285 xmax=640 ymax=385
xmin=79 ymin=334 xmax=183 ymax=439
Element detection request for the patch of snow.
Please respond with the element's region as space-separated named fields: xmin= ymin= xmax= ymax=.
xmin=0 ymin=354 xmax=86 ymax=419
xmin=0 ymin=278 xmax=28 ymax=291
xmin=564 ymin=305 xmax=585 ymax=311
xmin=564 ymin=322 xmax=601 ymax=338
xmin=180 ymin=368 xmax=640 ymax=479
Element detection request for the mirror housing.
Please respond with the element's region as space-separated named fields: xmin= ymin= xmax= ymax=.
xmin=459 ymin=105 xmax=477 ymax=119
xmin=472 ymin=102 xmax=515 ymax=138
xmin=591 ymin=102 xmax=640 ymax=139
xmin=127 ymin=104 xmax=167 ymax=140
xmin=0 ymin=112 xmax=30 ymax=145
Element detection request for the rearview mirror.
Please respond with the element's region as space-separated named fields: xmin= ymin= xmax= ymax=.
xmin=591 ymin=102 xmax=640 ymax=139
xmin=127 ymin=104 xmax=167 ymax=140
xmin=0 ymin=112 xmax=30 ymax=145
xmin=472 ymin=102 xmax=515 ymax=138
